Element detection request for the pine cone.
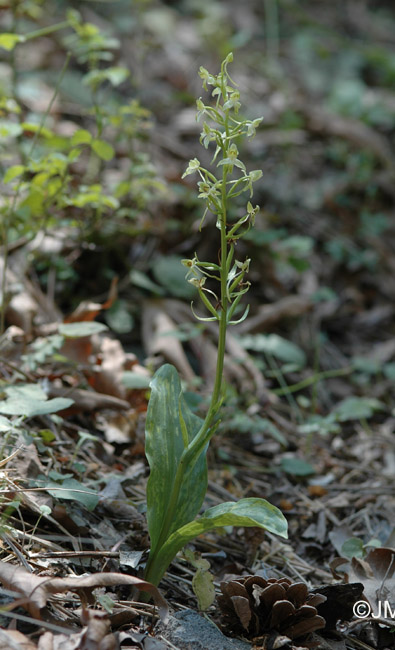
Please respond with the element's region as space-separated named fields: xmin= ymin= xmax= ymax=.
xmin=217 ymin=576 xmax=326 ymax=642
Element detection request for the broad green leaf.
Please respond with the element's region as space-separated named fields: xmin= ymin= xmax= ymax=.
xmin=145 ymin=364 xmax=207 ymax=555
xmin=59 ymin=322 xmax=108 ymax=338
xmin=105 ymin=66 xmax=130 ymax=86
xmin=4 ymin=165 xmax=25 ymax=183
xmin=105 ymin=300 xmax=134 ymax=334
xmin=129 ymin=269 xmax=166 ymax=295
xmin=122 ymin=372 xmax=151 ymax=390
xmin=352 ymin=357 xmax=381 ymax=375
xmin=341 ymin=537 xmax=364 ymax=560
xmin=0 ymin=397 xmax=73 ymax=417
xmin=152 ymin=255 xmax=198 ymax=300
xmin=240 ymin=333 xmax=306 ymax=367
xmin=5 ymin=384 xmax=47 ymax=400
xmin=0 ymin=121 xmax=23 ymax=139
xmin=333 ymin=396 xmax=385 ymax=422
xmin=42 ymin=478 xmax=99 ymax=510
xmin=83 ymin=66 xmax=129 ymax=89
xmin=91 ymin=139 xmax=115 ymax=161
xmin=0 ymin=34 xmax=25 ymax=50
xmin=150 ymin=498 xmax=287 ymax=584
xmin=71 ymin=129 xmax=92 ymax=146
xmin=226 ymin=413 xmax=287 ymax=446
xmin=281 ymin=456 xmax=315 ymax=476
xmin=0 ymin=415 xmax=21 ymax=432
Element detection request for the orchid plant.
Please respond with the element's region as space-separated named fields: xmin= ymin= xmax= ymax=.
xmin=144 ymin=53 xmax=287 ymax=587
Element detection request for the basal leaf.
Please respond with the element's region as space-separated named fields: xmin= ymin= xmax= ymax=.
xmin=145 ymin=364 xmax=207 ymax=555
xmin=150 ymin=498 xmax=287 ymax=584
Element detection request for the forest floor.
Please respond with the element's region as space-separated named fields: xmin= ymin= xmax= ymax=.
xmin=1 ymin=1 xmax=395 ymax=649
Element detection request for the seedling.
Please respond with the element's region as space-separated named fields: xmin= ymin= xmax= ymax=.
xmin=144 ymin=53 xmax=287 ymax=587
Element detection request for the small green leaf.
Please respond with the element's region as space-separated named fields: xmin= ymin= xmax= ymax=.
xmin=91 ymin=139 xmax=115 ymax=161
xmin=122 ymin=372 xmax=151 ymax=390
xmin=104 ymin=66 xmax=130 ymax=86
xmin=43 ymin=478 xmax=99 ymax=510
xmin=383 ymin=363 xmax=395 ymax=380
xmin=192 ymin=567 xmax=215 ymax=611
xmin=38 ymin=429 xmax=57 ymax=444
xmin=58 ymin=322 xmax=108 ymax=338
xmin=21 ymin=123 xmax=53 ymax=138
xmin=4 ymin=165 xmax=25 ymax=183
xmin=333 ymin=396 xmax=385 ymax=422
xmin=71 ymin=129 xmax=92 ymax=146
xmin=5 ymin=384 xmax=46 ymax=400
xmin=0 ymin=121 xmax=23 ymax=139
xmin=281 ymin=457 xmax=315 ymax=476
xmin=129 ymin=269 xmax=166 ymax=295
xmin=341 ymin=537 xmax=365 ymax=559
xmin=152 ymin=256 xmax=197 ymax=300
xmin=240 ymin=333 xmax=306 ymax=368
xmin=0 ymin=415 xmax=20 ymax=432
xmin=0 ymin=33 xmax=25 ymax=50
xmin=105 ymin=300 xmax=134 ymax=334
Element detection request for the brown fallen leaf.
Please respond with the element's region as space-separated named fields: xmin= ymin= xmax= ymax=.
xmin=311 ymin=582 xmax=364 ymax=629
xmin=47 ymin=386 xmax=130 ymax=413
xmin=156 ymin=299 xmax=273 ymax=400
xmin=141 ymin=299 xmax=196 ymax=381
xmin=0 ymin=563 xmax=168 ymax=623
xmin=235 ymin=295 xmax=312 ymax=335
xmin=79 ymin=608 xmax=117 ymax=650
xmin=64 ymin=278 xmax=118 ymax=323
xmin=0 ymin=628 xmax=37 ymax=650
xmin=300 ymin=104 xmax=395 ymax=172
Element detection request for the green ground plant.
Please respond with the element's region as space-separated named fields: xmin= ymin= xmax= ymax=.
xmin=143 ymin=53 xmax=287 ymax=588
xmin=0 ymin=8 xmax=163 ymax=332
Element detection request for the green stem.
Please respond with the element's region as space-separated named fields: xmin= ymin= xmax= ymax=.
xmin=24 ymin=20 xmax=70 ymax=42
xmin=273 ymin=366 xmax=352 ymax=396
xmin=144 ymin=136 xmax=230 ymax=587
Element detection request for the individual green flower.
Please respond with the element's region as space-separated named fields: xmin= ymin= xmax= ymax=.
xmin=197 ymin=180 xmax=220 ymax=203
xmin=217 ymin=143 xmax=246 ymax=172
xmin=198 ymin=66 xmax=216 ymax=90
xmin=246 ymin=117 xmax=263 ymax=137
xmin=182 ymin=158 xmax=201 ymax=178
xmin=223 ymin=91 xmax=241 ymax=113
xmin=200 ymin=122 xmax=217 ymax=149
